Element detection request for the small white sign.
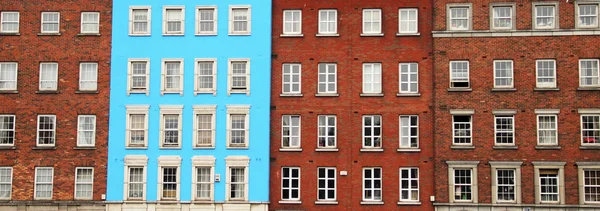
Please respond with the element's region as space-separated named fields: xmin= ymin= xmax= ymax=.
xmin=340 ymin=171 xmax=348 ymax=176
xmin=215 ymin=174 xmax=221 ymax=182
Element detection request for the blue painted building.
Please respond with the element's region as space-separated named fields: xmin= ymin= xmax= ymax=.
xmin=107 ymin=1 xmax=271 ymax=210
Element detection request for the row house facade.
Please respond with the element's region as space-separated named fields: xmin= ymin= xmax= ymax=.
xmin=106 ymin=0 xmax=271 ymax=211
xmin=270 ymin=0 xmax=434 ymax=210
xmin=433 ymin=0 xmax=600 ymax=210
xmin=0 ymin=0 xmax=111 ymax=210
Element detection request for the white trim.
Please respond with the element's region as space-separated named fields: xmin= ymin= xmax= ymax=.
xmin=129 ymin=6 xmax=151 ymax=35
xmin=0 ymin=115 xmax=15 ymax=146
xmin=576 ymin=162 xmax=600 ymax=204
xmin=157 ymin=156 xmax=181 ymax=201
xmin=362 ymin=167 xmax=383 ymax=202
xmin=192 ymin=105 xmax=217 ymax=148
xmin=399 ymin=8 xmax=419 ymax=34
xmin=228 ymin=5 xmax=251 ymax=35
xmin=34 ymin=167 xmax=54 ymax=200
xmin=399 ymin=167 xmax=420 ymax=202
xmin=161 ymin=59 xmax=184 ymax=95
xmin=399 ymin=63 xmax=419 ymax=94
xmin=79 ymin=62 xmax=98 ymax=91
xmin=38 ymin=62 xmax=58 ymax=91
xmin=536 ymin=59 xmax=557 ymax=88
xmin=447 ymin=161 xmax=479 ymax=203
xmin=74 ymin=167 xmax=94 ymax=200
xmin=0 ymin=167 xmax=12 ymax=200
xmin=40 ymin=12 xmax=60 ymax=33
xmin=576 ymin=2 xmax=600 ymax=29
xmin=36 ymin=115 xmax=56 ymax=147
xmin=282 ymin=10 xmax=302 ymax=35
xmin=195 ymin=6 xmax=218 ymax=35
xmin=489 ymin=3 xmax=516 ymax=30
xmin=449 ymin=61 xmax=470 ymax=88
xmin=225 ymin=156 xmax=250 ymax=202
xmin=281 ymin=167 xmax=301 ymax=201
xmin=76 ymin=115 xmax=96 ymax=147
xmin=127 ymin=58 xmax=150 ymax=95
xmin=194 ymin=58 xmax=217 ymax=95
xmin=493 ymin=60 xmax=514 ymax=89
xmin=533 ymin=2 xmax=560 ymax=30
xmin=0 ymin=12 xmax=19 ymax=33
xmin=362 ymin=9 xmax=382 ymax=34
xmin=192 ymin=156 xmax=215 ymax=201
xmin=316 ymin=167 xmax=337 ymax=202
xmin=281 ymin=115 xmax=301 ymax=149
xmin=162 ymin=6 xmax=185 ymax=35
xmin=579 ymin=108 xmax=600 ymax=114
xmin=228 ymin=59 xmax=250 ymax=95
xmin=537 ymin=114 xmax=559 ymax=146
xmin=449 ymin=109 xmax=474 ymax=115
xmin=579 ymin=59 xmax=600 ymax=88
xmin=282 ymin=63 xmax=302 ymax=94
xmin=362 ymin=115 xmax=382 ymax=149
xmin=446 ymin=3 xmax=472 ymax=31
xmin=80 ymin=12 xmax=100 ymax=34
xmin=532 ymin=161 xmax=565 ymax=204
xmin=124 ymin=155 xmax=148 ymax=201
xmin=318 ymin=9 xmax=338 ymax=35
xmin=535 ymin=109 xmax=560 ymax=114
xmin=125 ymin=105 xmax=150 ymax=148
xmin=159 ymin=105 xmax=183 ymax=149
xmin=226 ymin=105 xmax=250 ymax=148
xmin=489 ymin=161 xmax=522 ymax=204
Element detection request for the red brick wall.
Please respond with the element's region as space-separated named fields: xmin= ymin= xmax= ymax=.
xmin=0 ymin=0 xmax=111 ymax=201
xmin=270 ymin=0 xmax=434 ymax=210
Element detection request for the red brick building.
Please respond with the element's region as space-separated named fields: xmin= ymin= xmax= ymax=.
xmin=270 ymin=0 xmax=434 ymax=210
xmin=0 ymin=0 xmax=110 ymax=209
xmin=433 ymin=1 xmax=600 ymax=210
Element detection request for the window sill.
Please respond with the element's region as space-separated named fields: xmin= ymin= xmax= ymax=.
xmin=396 ymin=33 xmax=420 ymax=37
xmin=397 ymin=201 xmax=421 ymax=205
xmin=492 ymin=145 xmax=518 ymax=150
xmin=33 ymin=146 xmax=56 ymax=150
xmin=315 ymin=201 xmax=338 ymax=205
xmin=580 ymin=145 xmax=600 ymax=150
xmin=447 ymin=88 xmax=472 ymax=92
xmin=360 ymin=93 xmax=384 ymax=97
xmin=360 ymin=201 xmax=384 ymax=205
xmin=76 ymin=90 xmax=99 ymax=94
xmin=195 ymin=33 xmax=217 ymax=36
xmin=534 ymin=88 xmax=560 ymax=91
xmin=279 ymin=200 xmax=302 ymax=204
xmin=0 ymin=90 xmax=18 ymax=94
xmin=159 ymin=146 xmax=182 ymax=150
xmin=451 ymin=145 xmax=475 ymax=150
xmin=280 ymin=148 xmax=302 ymax=152
xmin=0 ymin=146 xmax=16 ymax=150
xmin=125 ymin=146 xmax=148 ymax=150
xmin=128 ymin=91 xmax=149 ymax=95
xmin=73 ymin=147 xmax=96 ymax=150
xmin=280 ymin=93 xmax=303 ymax=97
xmin=191 ymin=200 xmax=216 ymax=204
xmin=194 ymin=91 xmax=216 ymax=96
xmin=360 ymin=33 xmax=384 ymax=37
xmin=36 ymin=90 xmax=59 ymax=94
xmin=360 ymin=148 xmax=383 ymax=152
xmin=192 ymin=146 xmax=215 ymax=150
xmin=491 ymin=88 xmax=517 ymax=92
xmin=129 ymin=34 xmax=151 ymax=37
xmin=157 ymin=200 xmax=180 ymax=204
xmin=316 ymin=33 xmax=340 ymax=37
xmin=578 ymin=87 xmax=600 ymax=91
xmin=280 ymin=34 xmax=304 ymax=37
xmin=38 ymin=33 xmax=61 ymax=36
xmin=229 ymin=91 xmax=250 ymax=96
xmin=77 ymin=33 xmax=100 ymax=36
xmin=315 ymin=93 xmax=339 ymax=97
xmin=316 ymin=148 xmax=338 ymax=152
xmin=536 ymin=145 xmax=561 ymax=150
xmin=397 ymin=148 xmax=421 ymax=152
xmin=226 ymin=147 xmax=249 ymax=150
xmin=397 ymin=93 xmax=421 ymax=97
xmin=162 ymin=33 xmax=184 ymax=36
xmin=228 ymin=33 xmax=251 ymax=36
xmin=0 ymin=32 xmax=20 ymax=36
xmin=161 ymin=91 xmax=183 ymax=96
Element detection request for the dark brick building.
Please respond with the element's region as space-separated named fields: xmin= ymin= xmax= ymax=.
xmin=433 ymin=1 xmax=600 ymax=210
xmin=0 ymin=0 xmax=110 ymax=210
xmin=270 ymin=0 xmax=434 ymax=210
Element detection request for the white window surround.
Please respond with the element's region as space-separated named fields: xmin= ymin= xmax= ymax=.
xmin=536 ymin=59 xmax=557 ymax=88
xmin=451 ymin=112 xmax=473 ymax=146
xmin=362 ymin=167 xmax=383 ymax=202
xmin=163 ymin=6 xmax=185 ymax=35
xmin=362 ymin=115 xmax=382 ymax=149
xmin=579 ymin=59 xmax=600 ymax=88
xmin=192 ymin=156 xmax=215 ymax=201
xmin=489 ymin=3 xmax=516 ymax=30
xmin=281 ymin=115 xmax=301 ymax=150
xmin=38 ymin=62 xmax=58 ymax=91
xmin=493 ymin=114 xmax=515 ymax=146
xmin=317 ymin=167 xmax=337 ymax=202
xmin=318 ymin=9 xmax=338 ymax=35
xmin=1 ymin=12 xmax=19 ymax=33
xmin=77 ymin=115 xmax=96 ymax=147
xmin=317 ymin=115 xmax=337 ymax=149
xmin=194 ymin=58 xmax=217 ymax=95
xmin=34 ymin=167 xmax=54 ymax=200
xmin=41 ymin=12 xmax=60 ymax=33
xmin=576 ymin=2 xmax=600 ymax=29
xmin=580 ymin=113 xmax=600 ymax=146
xmin=317 ymin=63 xmax=337 ymax=94
xmin=229 ymin=5 xmax=251 ymax=35
xmin=399 ymin=63 xmax=419 ymax=94
xmin=192 ymin=105 xmax=217 ymax=148
xmin=449 ymin=61 xmax=470 ymax=89
xmin=576 ymin=162 xmax=600 ymax=204
xmin=159 ymin=105 xmax=183 ymax=149
xmin=157 ymin=156 xmax=181 ymax=201
xmin=129 ymin=6 xmax=151 ymax=35
xmin=79 ymin=62 xmax=98 ymax=91
xmin=282 ymin=63 xmax=302 ymax=95
xmin=280 ymin=167 xmax=301 ymax=202
xmin=74 ymin=167 xmax=94 ymax=200
xmin=0 ymin=115 xmax=15 ymax=146
xmin=282 ymin=10 xmax=302 ymax=36
xmin=196 ymin=6 xmax=218 ymax=35
xmin=489 ymin=161 xmax=522 ymax=204
xmin=493 ymin=60 xmax=514 ymax=89
xmin=127 ymin=59 xmax=150 ymax=95
xmin=124 ymin=155 xmax=148 ymax=201
xmin=399 ymin=167 xmax=420 ymax=203
xmin=226 ymin=105 xmax=250 ymax=148
xmin=228 ymin=59 xmax=250 ymax=96
xmin=125 ymin=105 xmax=150 ymax=148
xmin=398 ymin=8 xmax=419 ymax=35
xmin=447 ymin=161 xmax=479 ymax=203
xmin=80 ymin=12 xmax=100 ymax=34
xmin=225 ymin=156 xmax=250 ymax=202
xmin=362 ymin=63 xmax=382 ymax=94
xmin=537 ymin=114 xmax=559 ymax=146
xmin=0 ymin=62 xmax=18 ymax=91
xmin=36 ymin=115 xmax=56 ymax=147
xmin=362 ymin=9 xmax=383 ymax=36
xmin=399 ymin=115 xmax=419 ymax=150
xmin=0 ymin=167 xmax=12 ymax=200
xmin=532 ymin=2 xmax=560 ymax=30
xmin=446 ymin=4 xmax=472 ymax=31
xmin=532 ymin=161 xmax=565 ymax=204
xmin=161 ymin=59 xmax=184 ymax=95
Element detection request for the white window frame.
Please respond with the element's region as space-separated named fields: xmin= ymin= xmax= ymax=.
xmin=157 ymin=156 xmax=181 ymax=201
xmin=493 ymin=60 xmax=514 ymax=89
xmin=124 ymin=155 xmax=148 ymax=201
xmin=129 ymin=6 xmax=151 ymax=35
xmin=0 ymin=115 xmax=15 ymax=146
xmin=490 ymin=3 xmax=516 ymax=30
xmin=159 ymin=105 xmax=183 ymax=148
xmin=192 ymin=105 xmax=217 ymax=148
xmin=225 ymin=156 xmax=250 ymax=202
xmin=34 ymin=167 xmax=54 ymax=200
xmin=317 ymin=115 xmax=337 ymax=149
xmin=127 ymin=59 xmax=150 ymax=95
xmin=161 ymin=59 xmax=184 ymax=94
xmin=581 ymin=114 xmax=600 ymax=146
xmin=533 ymin=3 xmax=559 ymax=30
xmin=36 ymin=115 xmax=56 ymax=147
xmin=282 ymin=10 xmax=302 ymax=35
xmin=228 ymin=59 xmax=250 ymax=95
xmin=449 ymin=61 xmax=470 ymax=88
xmin=537 ymin=114 xmax=558 ymax=146
xmin=362 ymin=63 xmax=382 ymax=94
xmin=281 ymin=115 xmax=301 ymax=149
xmin=226 ymin=105 xmax=250 ymax=148
xmin=229 ymin=6 xmax=251 ymax=35
xmin=576 ymin=3 xmax=600 ymax=29
xmin=533 ymin=162 xmax=565 ymax=204
xmin=399 ymin=168 xmax=419 ymax=202
xmin=318 ymin=63 xmax=337 ymax=94
xmin=77 ymin=115 xmax=96 ymax=147
xmin=0 ymin=62 xmax=18 ymax=91
xmin=41 ymin=12 xmax=60 ymax=33
xmin=399 ymin=8 xmax=418 ymax=34
xmin=163 ymin=6 xmax=185 ymax=35
xmin=577 ymin=162 xmax=600 ymax=204
xmin=80 ymin=12 xmax=100 ymax=34
xmin=38 ymin=62 xmax=58 ymax=91
xmin=192 ymin=156 xmax=215 ymax=201
xmin=362 ymin=9 xmax=382 ymax=35
xmin=125 ymin=105 xmax=150 ymax=148
xmin=281 ymin=167 xmax=301 ymax=201
xmin=447 ymin=4 xmax=472 ymax=31
xmin=79 ymin=62 xmax=98 ymax=91
xmin=318 ymin=9 xmax=338 ymax=35
xmin=490 ymin=161 xmax=522 ymax=204
xmin=579 ymin=59 xmax=600 ymax=88
xmin=196 ymin=6 xmax=218 ymax=35
xmin=282 ymin=63 xmax=302 ymax=94
xmin=494 ymin=115 xmax=515 ymax=146
xmin=0 ymin=167 xmax=12 ymax=200
xmin=447 ymin=161 xmax=479 ymax=203
xmin=362 ymin=167 xmax=382 ymax=202
xmin=194 ymin=58 xmax=217 ymax=95
xmin=74 ymin=167 xmax=94 ymax=200
xmin=536 ymin=59 xmax=557 ymax=88
xmin=399 ymin=63 xmax=419 ymax=94
xmin=317 ymin=167 xmax=336 ymax=202
xmin=1 ymin=12 xmax=19 ymax=33
xmin=452 ymin=114 xmax=472 ymax=146
xmin=362 ymin=115 xmax=382 ymax=149
xmin=399 ymin=115 xmax=419 ymax=149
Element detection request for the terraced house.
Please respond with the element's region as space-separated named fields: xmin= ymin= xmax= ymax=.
xmin=106 ymin=0 xmax=271 ymax=210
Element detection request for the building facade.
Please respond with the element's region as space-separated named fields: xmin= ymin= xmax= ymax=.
xmin=270 ymin=0 xmax=434 ymax=210
xmin=0 ymin=0 xmax=111 ymax=210
xmin=106 ymin=0 xmax=271 ymax=210
xmin=433 ymin=0 xmax=600 ymax=210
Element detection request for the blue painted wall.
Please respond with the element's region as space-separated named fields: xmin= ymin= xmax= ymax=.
xmin=107 ymin=0 xmax=271 ymax=202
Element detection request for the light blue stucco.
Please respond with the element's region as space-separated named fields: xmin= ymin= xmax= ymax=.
xmin=107 ymin=0 xmax=271 ymax=203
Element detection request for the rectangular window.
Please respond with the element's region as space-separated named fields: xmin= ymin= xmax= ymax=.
xmin=582 ymin=115 xmax=600 ymax=145
xmin=453 ymin=115 xmax=472 ymax=145
xmin=230 ymin=115 xmax=247 ymax=146
xmin=39 ymin=63 xmax=58 ymax=91
xmin=399 ymin=9 xmax=418 ymax=33
xmin=449 ymin=6 xmax=470 ymax=30
xmin=580 ymin=59 xmax=600 ymax=87
xmin=362 ymin=9 xmax=382 ymax=34
xmin=197 ymin=7 xmax=217 ymax=35
xmin=229 ymin=59 xmax=250 ymax=94
xmin=195 ymin=59 xmax=216 ymax=93
xmin=0 ymin=167 xmax=12 ymax=199
xmin=536 ymin=60 xmax=556 ymax=88
xmin=495 ymin=115 xmax=514 ymax=145
xmin=579 ymin=4 xmax=599 ymax=28
xmin=318 ymin=10 xmax=337 ymax=34
xmin=494 ymin=60 xmax=514 ymax=88
xmin=230 ymin=7 xmax=250 ymax=35
xmin=126 ymin=166 xmax=145 ymax=200
xmin=318 ymin=63 xmax=337 ymax=94
xmin=492 ymin=6 xmax=513 ymax=29
xmin=130 ymin=8 xmax=150 ymax=35
xmin=77 ymin=115 xmax=96 ymax=147
xmin=128 ymin=114 xmax=147 ymax=147
xmin=400 ymin=168 xmax=419 ymax=202
xmin=318 ymin=115 xmax=336 ymax=148
xmin=283 ymin=10 xmax=301 ymax=35
xmin=160 ymin=167 xmax=178 ymax=200
xmin=400 ymin=115 xmax=419 ymax=148
xmin=1 ymin=12 xmax=19 ymax=33
xmin=164 ymin=7 xmax=184 ymax=34
xmin=282 ymin=115 xmax=301 ymax=148
xmin=195 ymin=166 xmax=213 ymax=200
xmin=37 ymin=115 xmax=56 ymax=146
xmin=399 ymin=63 xmax=418 ymax=93
xmin=363 ymin=115 xmax=382 ymax=148
xmin=34 ymin=167 xmax=53 ymax=200
xmin=539 ymin=169 xmax=559 ymax=202
xmin=538 ymin=115 xmax=558 ymax=145
xmin=229 ymin=167 xmax=246 ymax=200
xmin=128 ymin=59 xmax=149 ymax=93
xmin=195 ymin=114 xmax=213 ymax=147
xmin=41 ymin=12 xmax=59 ymax=33
xmin=162 ymin=114 xmax=180 ymax=147
xmin=454 ymin=169 xmax=472 ymax=201
xmin=162 ymin=60 xmax=183 ymax=93
xmin=584 ymin=169 xmax=600 ymax=202
xmin=450 ymin=61 xmax=469 ymax=88
xmin=363 ymin=63 xmax=382 ymax=94
xmin=0 ymin=62 xmax=18 ymax=91
xmin=0 ymin=115 xmax=15 ymax=146
xmin=317 ymin=167 xmax=336 ymax=201
xmin=363 ymin=167 xmax=382 ymax=201
xmin=282 ymin=64 xmax=301 ymax=94
xmin=281 ymin=167 xmax=300 ymax=201
xmin=496 ymin=169 xmax=516 ymax=202
xmin=535 ymin=5 xmax=556 ymax=29
xmin=74 ymin=167 xmax=93 ymax=199
xmin=79 ymin=63 xmax=98 ymax=91
xmin=80 ymin=12 xmax=99 ymax=34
